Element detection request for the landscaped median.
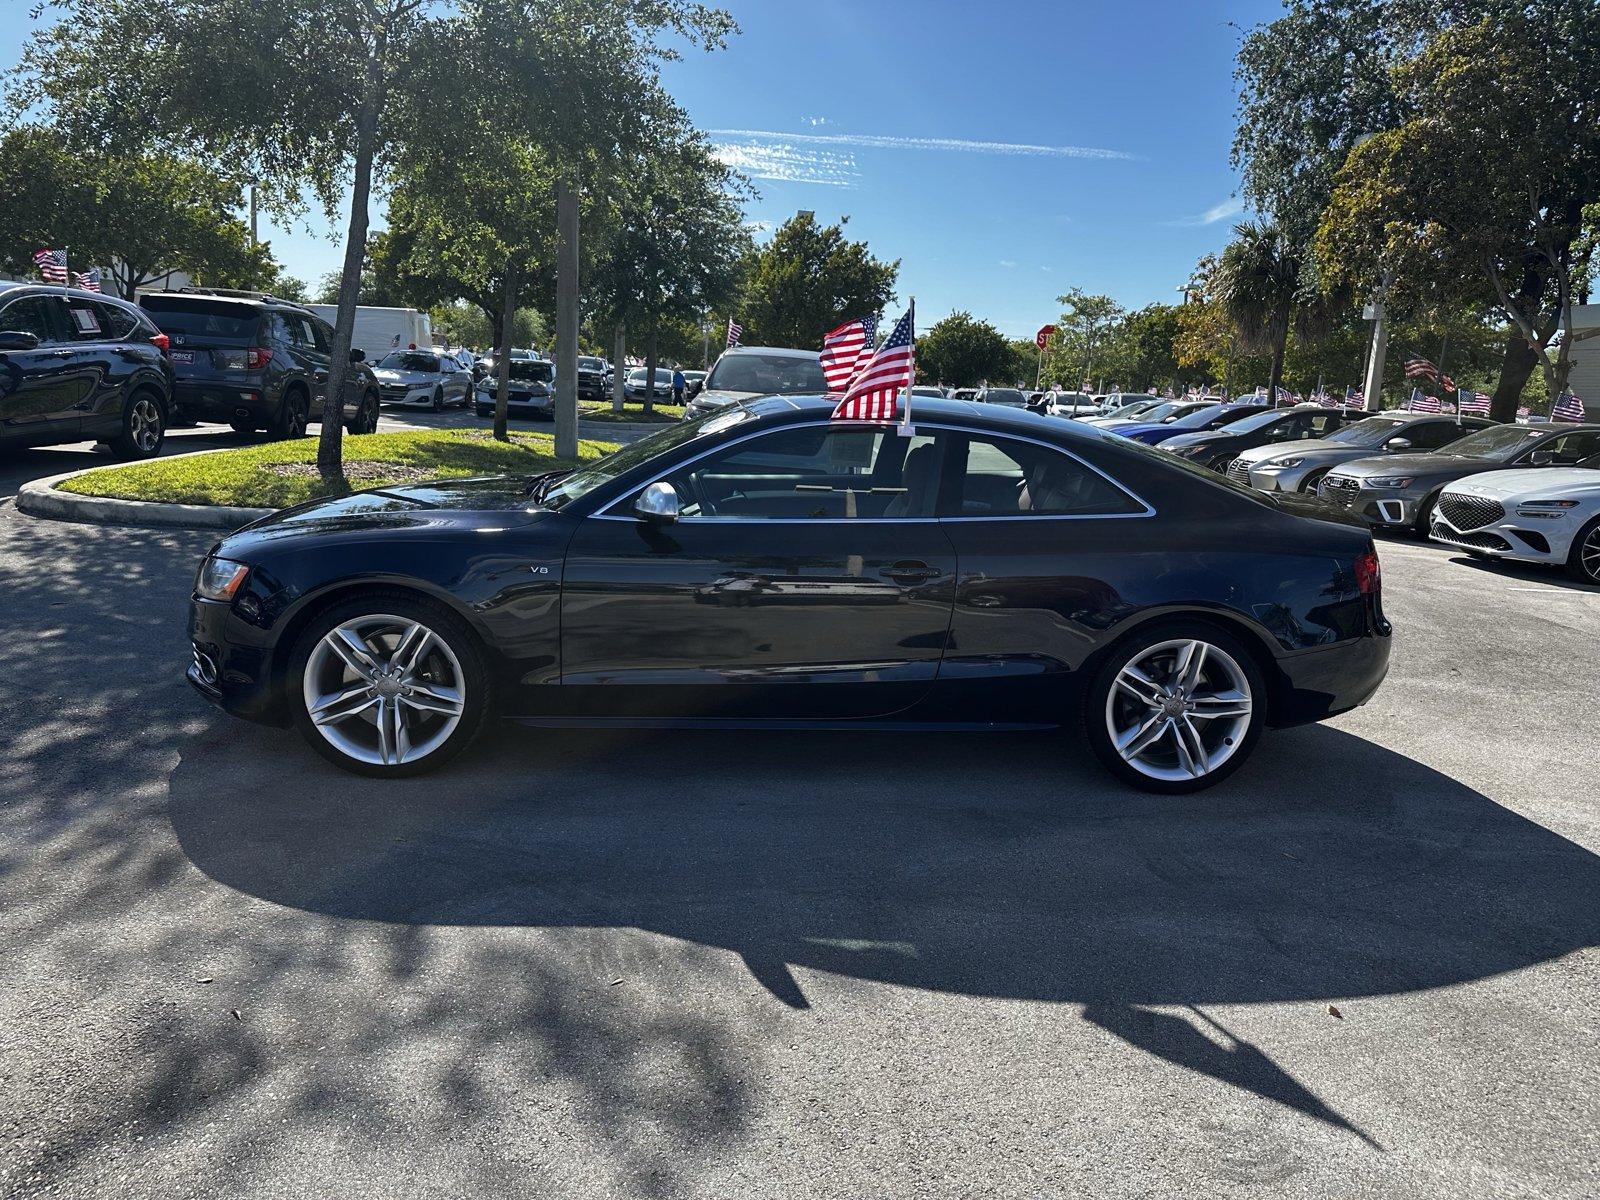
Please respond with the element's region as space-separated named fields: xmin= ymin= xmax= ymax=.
xmin=579 ymin=400 xmax=685 ymax=424
xmin=19 ymin=429 xmax=619 ymax=530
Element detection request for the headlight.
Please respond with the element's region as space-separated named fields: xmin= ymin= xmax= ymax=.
xmin=196 ymin=556 xmax=250 ymax=601
xmin=1272 ymin=457 xmax=1305 ymax=468
xmin=1171 ymin=443 xmax=1210 ymax=458
xmin=1515 ymin=499 xmax=1580 ymax=518
xmin=1517 ymin=499 xmax=1579 ymax=509
xmin=1364 ymin=476 xmax=1414 ymax=489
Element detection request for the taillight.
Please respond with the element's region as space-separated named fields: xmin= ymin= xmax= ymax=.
xmin=1354 ymin=548 xmax=1381 ymax=596
xmin=149 ymin=332 xmax=171 ymax=353
xmin=246 ymin=346 xmax=271 ymax=370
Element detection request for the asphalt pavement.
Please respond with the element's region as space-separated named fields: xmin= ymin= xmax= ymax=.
xmin=0 ymin=427 xmax=1597 ymax=1199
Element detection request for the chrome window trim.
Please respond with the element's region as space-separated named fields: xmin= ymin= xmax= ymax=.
xmin=589 ymin=419 xmax=1156 ymax=523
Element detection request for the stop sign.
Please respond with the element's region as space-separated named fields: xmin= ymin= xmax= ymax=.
xmin=1035 ymin=324 xmax=1056 ymax=350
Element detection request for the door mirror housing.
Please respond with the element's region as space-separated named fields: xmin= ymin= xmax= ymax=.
xmin=0 ymin=330 xmax=41 ymax=352
xmin=349 ymin=347 xmax=366 ymax=362
xmin=1529 ymin=450 xmax=1555 ymax=466
xmin=1384 ymin=437 xmax=1412 ymax=452
xmin=634 ymin=481 xmax=679 ymax=524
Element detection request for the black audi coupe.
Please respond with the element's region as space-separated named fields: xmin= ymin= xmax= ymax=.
xmin=187 ymin=397 xmax=1391 ymax=792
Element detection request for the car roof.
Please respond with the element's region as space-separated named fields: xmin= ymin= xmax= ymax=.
xmin=0 ymin=279 xmax=138 ymax=306
xmin=717 ymin=345 xmax=821 ymax=360
xmin=140 ymin=289 xmax=316 ymax=315
xmin=733 ymin=394 xmax=1126 ymax=443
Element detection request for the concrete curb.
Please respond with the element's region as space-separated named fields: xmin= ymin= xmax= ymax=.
xmin=16 ymin=458 xmax=273 ymax=532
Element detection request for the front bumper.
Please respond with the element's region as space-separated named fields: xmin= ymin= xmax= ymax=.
xmin=476 ymin=390 xmax=554 ymax=418
xmin=1429 ymin=507 xmax=1573 ymax=565
xmin=377 ymin=384 xmax=438 ymax=406
xmin=1317 ymin=477 xmax=1419 ymax=528
xmin=1231 ymin=458 xmax=1317 ymax=493
xmin=187 ymin=596 xmax=286 ymax=725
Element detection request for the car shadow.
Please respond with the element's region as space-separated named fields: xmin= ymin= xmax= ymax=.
xmin=167 ymin=719 xmax=1600 ymax=1149
xmin=1437 ymin=550 xmax=1600 ymax=594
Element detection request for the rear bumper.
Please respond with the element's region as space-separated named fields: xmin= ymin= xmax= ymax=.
xmin=171 ymin=378 xmax=276 ymax=423
xmin=1270 ymin=629 xmax=1392 ymax=727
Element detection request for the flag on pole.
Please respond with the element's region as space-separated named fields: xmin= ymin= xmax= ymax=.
xmin=1460 ymin=390 xmax=1491 ymax=416
xmin=1409 ymin=387 xmax=1441 ymax=413
xmin=725 ymin=318 xmax=743 ymax=348
xmin=819 ymin=315 xmax=878 ymax=391
xmin=1404 ymin=356 xmax=1440 ymax=382
xmin=1343 ymin=386 xmax=1365 ymax=411
xmin=1552 ymin=391 xmax=1587 ymax=422
xmin=72 ymin=267 xmax=102 ymax=293
xmin=33 ymin=248 xmax=68 ymax=283
xmin=832 ymin=304 xmax=913 ymax=422
xmin=1516 ymin=405 xmax=1532 ymax=421
xmin=1440 ymin=373 xmax=1456 ymax=392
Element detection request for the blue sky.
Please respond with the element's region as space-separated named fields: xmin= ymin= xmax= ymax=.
xmin=2 ymin=0 xmax=1282 ymax=337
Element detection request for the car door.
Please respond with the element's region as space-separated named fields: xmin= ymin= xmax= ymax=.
xmin=300 ymin=315 xmax=338 ymax=417
xmin=557 ymin=422 xmax=958 ymax=720
xmin=932 ymin=428 xmax=1154 ymax=719
xmin=0 ymin=295 xmax=79 ymax=443
xmin=57 ymin=295 xmax=129 ymax=434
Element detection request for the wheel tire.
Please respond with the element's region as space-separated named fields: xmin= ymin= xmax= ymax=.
xmin=1566 ymin=513 xmax=1600 ymax=584
xmin=346 ymin=390 xmax=380 ymax=435
xmin=1412 ymin=493 xmax=1439 ymax=537
xmin=108 ymin=390 xmax=167 ymax=460
xmin=431 ymin=387 xmax=445 ymax=413
xmin=1083 ymin=619 xmax=1267 ymax=794
xmin=269 ymin=389 xmax=309 ymax=440
xmin=288 ymin=590 xmax=490 ymax=778
xmin=1298 ymin=469 xmax=1328 ymax=494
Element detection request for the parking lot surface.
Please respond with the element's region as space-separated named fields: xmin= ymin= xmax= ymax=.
xmin=1 ymin=436 xmax=1597 ymax=1199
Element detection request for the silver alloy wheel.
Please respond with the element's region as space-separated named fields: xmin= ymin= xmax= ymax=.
xmin=302 ymin=614 xmax=466 ymax=767
xmin=1105 ymin=637 xmax=1253 ymax=783
xmin=1582 ymin=525 xmax=1600 ymax=582
xmin=129 ymin=397 xmax=162 ymax=453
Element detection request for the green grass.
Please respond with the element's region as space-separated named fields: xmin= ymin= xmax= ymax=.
xmin=580 ymin=400 xmax=685 ymax=423
xmin=57 ymin=429 xmax=619 ymax=509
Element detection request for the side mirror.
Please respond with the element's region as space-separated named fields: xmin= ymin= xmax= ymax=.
xmin=0 ymin=330 xmax=41 ymax=352
xmin=634 ymin=481 xmax=679 ymax=524
xmin=1529 ymin=450 xmax=1555 ymax=466
xmin=687 ymin=380 xmax=704 ymax=397
xmin=349 ymin=348 xmax=366 ymax=362
xmin=1384 ymin=437 xmax=1412 ymax=452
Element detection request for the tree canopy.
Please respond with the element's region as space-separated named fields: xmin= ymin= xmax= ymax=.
xmin=917 ymin=312 xmax=1012 ymax=388
xmin=739 ymin=214 xmax=899 ymax=349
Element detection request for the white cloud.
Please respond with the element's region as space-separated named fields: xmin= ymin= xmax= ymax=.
xmin=805 ymin=116 xmax=831 ymax=127
xmin=998 ymin=259 xmax=1018 ymax=269
xmin=712 ymin=141 xmax=859 ymax=187
xmin=707 ymin=128 xmax=1136 ymax=162
xmin=1167 ymin=197 xmax=1246 ymax=227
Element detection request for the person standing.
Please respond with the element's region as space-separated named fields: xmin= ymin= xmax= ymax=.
xmin=671 ymin=365 xmax=686 ymax=406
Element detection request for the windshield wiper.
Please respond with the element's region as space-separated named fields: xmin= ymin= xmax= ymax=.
xmin=524 ymin=469 xmax=574 ymax=504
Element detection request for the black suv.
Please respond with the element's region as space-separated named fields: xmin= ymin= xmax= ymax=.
xmin=577 ymin=356 xmax=607 ymax=401
xmin=0 ymin=280 xmax=174 ymax=459
xmin=139 ymin=289 xmax=380 ymax=438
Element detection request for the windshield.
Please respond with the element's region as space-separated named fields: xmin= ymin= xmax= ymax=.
xmin=1223 ymin=407 xmax=1301 ymax=434
xmin=139 ymin=297 xmax=259 ymax=339
xmin=541 ymin=408 xmax=756 ymax=510
xmin=578 ymin=357 xmax=603 ymax=370
xmin=984 ymin=389 xmax=1027 ymax=405
xmin=1167 ymin=403 xmax=1244 ymax=430
xmin=627 ymin=368 xmax=674 ymax=384
xmin=705 ymin=352 xmax=826 ymax=395
xmin=1327 ymin=416 xmax=1410 ymax=447
xmin=508 ymin=361 xmax=553 ymax=383
xmin=379 ymin=352 xmax=440 ymax=371
xmin=1438 ymin=424 xmax=1550 ymax=460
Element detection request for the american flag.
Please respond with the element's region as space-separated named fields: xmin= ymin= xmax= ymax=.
xmin=73 ymin=267 xmax=102 ymax=293
xmin=1460 ymin=390 xmax=1491 ymax=416
xmin=1344 ymin=386 xmax=1366 ymax=411
xmin=1409 ymin=387 xmax=1441 ymax=413
xmin=33 ymin=248 xmax=67 ymax=283
xmin=725 ymin=318 xmax=743 ymax=348
xmin=832 ymin=303 xmax=913 ymax=422
xmin=1318 ymin=389 xmax=1340 ymax=408
xmin=1516 ymin=405 xmax=1532 ymax=421
xmin=1440 ymin=373 xmax=1456 ymax=392
xmin=1404 ymin=356 xmax=1439 ymax=382
xmin=820 ymin=315 xmax=877 ymax=391
xmin=1552 ymin=391 xmax=1587 ymax=422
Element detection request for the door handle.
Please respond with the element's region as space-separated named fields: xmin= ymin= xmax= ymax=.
xmin=879 ymin=560 xmax=941 ymax=583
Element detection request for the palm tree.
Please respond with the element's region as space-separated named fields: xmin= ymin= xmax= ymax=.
xmin=1212 ymin=219 xmax=1330 ymax=400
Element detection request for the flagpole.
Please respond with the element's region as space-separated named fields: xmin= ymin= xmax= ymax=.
xmin=901 ymin=297 xmax=915 ymax=434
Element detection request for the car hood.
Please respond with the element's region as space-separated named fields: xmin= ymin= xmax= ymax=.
xmin=1161 ymin=431 xmax=1227 ymax=451
xmin=1103 ymin=421 xmax=1171 ymax=437
xmin=372 ymin=369 xmax=436 ymax=385
xmin=1334 ymin=452 xmax=1498 ymax=481
xmin=1444 ymin=468 xmax=1600 ymax=501
xmin=689 ymin=388 xmax=762 ymax=408
xmin=1234 ymin=438 xmax=1355 ymax=466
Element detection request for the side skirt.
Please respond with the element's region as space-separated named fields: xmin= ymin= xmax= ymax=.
xmin=506 ymin=716 xmax=1057 ymax=732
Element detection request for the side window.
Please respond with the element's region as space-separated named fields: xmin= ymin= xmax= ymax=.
xmin=1306 ymin=413 xmax=1340 ymax=437
xmin=1408 ymin=421 xmax=1459 ymax=450
xmin=63 ymin=298 xmax=108 ymax=341
xmin=0 ymin=297 xmax=61 ymax=343
xmin=307 ymin=318 xmax=332 ymax=354
xmin=280 ymin=313 xmax=312 ymax=347
xmin=1262 ymin=416 xmax=1302 ymax=442
xmin=654 ymin=425 xmax=940 ymax=519
xmin=95 ymin=302 xmax=140 ymax=340
xmin=943 ymin=433 xmax=1144 ymax=517
xmin=1542 ymin=431 xmax=1600 ymax=464
xmin=262 ymin=314 xmax=292 ymax=345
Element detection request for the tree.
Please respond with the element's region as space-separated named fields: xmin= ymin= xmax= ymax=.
xmin=917 ymin=312 xmax=1012 ymax=388
xmin=13 ymin=0 xmax=436 ymax=476
xmin=1096 ymin=304 xmax=1184 ymax=392
xmin=1051 ymin=289 xmax=1124 ymax=390
xmin=740 ymin=214 xmax=899 ymax=349
xmin=1211 ymin=220 xmax=1341 ymax=400
xmin=0 ymin=125 xmax=278 ymax=298
xmin=1315 ymin=6 xmax=1600 ymax=420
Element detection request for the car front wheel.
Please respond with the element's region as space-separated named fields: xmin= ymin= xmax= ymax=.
xmin=109 ymin=391 xmax=166 ymax=459
xmin=1568 ymin=514 xmax=1600 ymax=584
xmin=1084 ymin=621 xmax=1265 ymax=793
xmin=289 ymin=593 xmax=489 ymax=777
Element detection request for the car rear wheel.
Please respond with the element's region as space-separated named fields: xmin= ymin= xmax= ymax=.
xmin=346 ymin=390 xmax=380 ymax=435
xmin=431 ymin=387 xmax=445 ymax=413
xmin=289 ymin=593 xmax=489 ymax=777
xmin=1567 ymin=514 xmax=1600 ymax=584
xmin=109 ymin=391 xmax=166 ymax=460
xmin=1084 ymin=621 xmax=1265 ymax=793
xmin=270 ymin=389 xmax=309 ymax=440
